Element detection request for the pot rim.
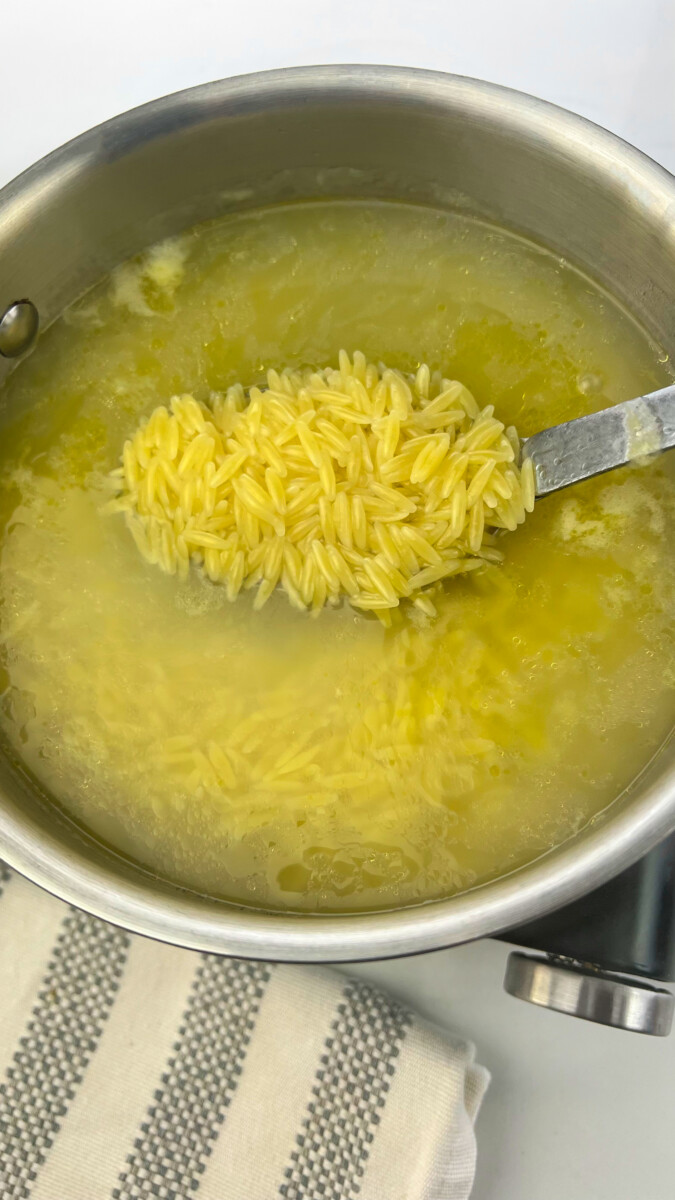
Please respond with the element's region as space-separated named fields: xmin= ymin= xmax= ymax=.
xmin=1 ymin=64 xmax=675 ymax=961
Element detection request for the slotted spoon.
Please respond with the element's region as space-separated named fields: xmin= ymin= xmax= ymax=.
xmin=523 ymin=382 xmax=675 ymax=496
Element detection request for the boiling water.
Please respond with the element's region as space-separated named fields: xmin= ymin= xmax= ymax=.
xmin=0 ymin=201 xmax=674 ymax=911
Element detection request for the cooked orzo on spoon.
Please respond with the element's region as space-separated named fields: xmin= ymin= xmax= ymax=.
xmin=106 ymin=350 xmax=536 ymax=622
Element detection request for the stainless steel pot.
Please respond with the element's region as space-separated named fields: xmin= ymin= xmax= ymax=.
xmin=1 ymin=66 xmax=674 ymax=962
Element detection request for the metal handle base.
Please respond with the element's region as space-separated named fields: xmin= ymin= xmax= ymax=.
xmin=504 ymin=952 xmax=674 ymax=1036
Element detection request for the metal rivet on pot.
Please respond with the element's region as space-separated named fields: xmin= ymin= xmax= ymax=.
xmin=0 ymin=300 xmax=40 ymax=359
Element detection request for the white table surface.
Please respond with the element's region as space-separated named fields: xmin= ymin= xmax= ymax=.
xmin=3 ymin=3 xmax=675 ymax=1197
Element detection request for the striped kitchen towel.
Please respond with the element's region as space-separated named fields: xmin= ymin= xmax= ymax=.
xmin=0 ymin=865 xmax=489 ymax=1200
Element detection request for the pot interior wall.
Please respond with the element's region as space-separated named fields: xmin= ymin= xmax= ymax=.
xmin=2 ymin=70 xmax=675 ymax=395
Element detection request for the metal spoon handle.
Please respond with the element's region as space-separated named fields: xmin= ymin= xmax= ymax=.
xmin=522 ymin=383 xmax=675 ymax=498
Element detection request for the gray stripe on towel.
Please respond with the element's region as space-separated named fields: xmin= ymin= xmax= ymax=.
xmin=113 ymin=956 xmax=271 ymax=1200
xmin=0 ymin=908 xmax=129 ymax=1200
xmin=279 ymin=978 xmax=411 ymax=1200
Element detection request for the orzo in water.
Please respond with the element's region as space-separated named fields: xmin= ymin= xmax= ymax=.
xmin=0 ymin=201 xmax=674 ymax=911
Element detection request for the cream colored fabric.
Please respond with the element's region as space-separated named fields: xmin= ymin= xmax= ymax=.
xmin=0 ymin=867 xmax=488 ymax=1200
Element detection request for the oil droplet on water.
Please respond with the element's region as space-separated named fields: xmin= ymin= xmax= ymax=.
xmin=577 ymin=372 xmax=603 ymax=395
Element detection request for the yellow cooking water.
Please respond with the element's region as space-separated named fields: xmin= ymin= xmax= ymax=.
xmin=0 ymin=200 xmax=673 ymax=911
